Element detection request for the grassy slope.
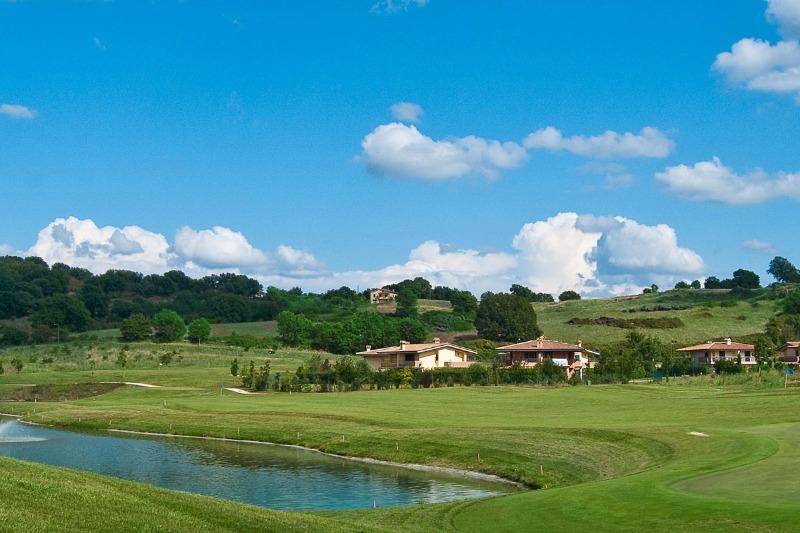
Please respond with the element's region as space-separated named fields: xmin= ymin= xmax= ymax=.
xmin=0 ymin=457 xmax=371 ymax=533
xmin=0 ymin=341 xmax=331 ymax=387
xmin=2 ymin=382 xmax=800 ymax=531
xmin=535 ymin=289 xmax=778 ymax=346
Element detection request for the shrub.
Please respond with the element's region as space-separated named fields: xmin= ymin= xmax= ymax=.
xmin=558 ymin=290 xmax=581 ymax=302
xmin=120 ymin=313 xmax=151 ymax=341
xmin=187 ymin=318 xmax=211 ymax=344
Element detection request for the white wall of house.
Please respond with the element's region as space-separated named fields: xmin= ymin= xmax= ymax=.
xmin=417 ymin=347 xmax=467 ymax=369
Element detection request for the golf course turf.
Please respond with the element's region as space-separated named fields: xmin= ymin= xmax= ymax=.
xmin=1 ymin=381 xmax=799 ymax=531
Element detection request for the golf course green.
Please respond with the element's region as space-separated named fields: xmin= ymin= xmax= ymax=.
xmin=1 ymin=379 xmax=799 ymax=531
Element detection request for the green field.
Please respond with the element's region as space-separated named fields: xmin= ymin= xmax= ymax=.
xmin=0 ymin=341 xmax=330 ymax=388
xmin=2 ymin=373 xmax=800 ymax=531
xmin=534 ymin=289 xmax=778 ymax=346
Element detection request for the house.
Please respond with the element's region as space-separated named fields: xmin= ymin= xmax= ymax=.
xmin=369 ymin=288 xmax=397 ymax=304
xmin=495 ymin=336 xmax=598 ymax=379
xmin=677 ymin=338 xmax=756 ymax=367
xmin=357 ymin=338 xmax=476 ymax=370
xmin=778 ymin=341 xmax=800 ymax=365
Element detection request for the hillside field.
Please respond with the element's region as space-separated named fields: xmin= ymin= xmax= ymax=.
xmin=533 ymin=289 xmax=778 ymax=346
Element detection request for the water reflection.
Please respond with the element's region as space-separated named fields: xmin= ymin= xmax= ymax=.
xmin=0 ymin=418 xmax=512 ymax=510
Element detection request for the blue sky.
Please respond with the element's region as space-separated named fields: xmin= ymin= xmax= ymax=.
xmin=2 ymin=0 xmax=799 ymax=295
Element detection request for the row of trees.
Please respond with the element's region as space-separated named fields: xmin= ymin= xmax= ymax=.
xmin=120 ymin=310 xmax=211 ymax=344
xmin=234 ymin=355 xmax=570 ymax=393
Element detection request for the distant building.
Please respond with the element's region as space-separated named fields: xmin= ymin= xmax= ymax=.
xmin=357 ymin=338 xmax=475 ymax=370
xmin=778 ymin=341 xmax=800 ymax=365
xmin=369 ymin=288 xmax=397 ymax=304
xmin=677 ymin=338 xmax=756 ymax=367
xmin=495 ymin=336 xmax=598 ymax=379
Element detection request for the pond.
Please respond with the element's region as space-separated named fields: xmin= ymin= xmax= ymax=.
xmin=0 ymin=417 xmax=513 ymax=510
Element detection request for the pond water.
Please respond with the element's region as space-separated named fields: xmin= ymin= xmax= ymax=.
xmin=0 ymin=417 xmax=512 ymax=510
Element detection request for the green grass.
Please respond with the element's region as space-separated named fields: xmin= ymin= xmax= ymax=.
xmin=2 ymin=378 xmax=800 ymax=531
xmin=210 ymin=320 xmax=278 ymax=337
xmin=535 ymin=289 xmax=778 ymax=346
xmin=0 ymin=341 xmax=331 ymax=387
xmin=0 ymin=457 xmax=366 ymax=532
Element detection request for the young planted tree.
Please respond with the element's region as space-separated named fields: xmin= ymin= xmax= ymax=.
xmin=230 ymin=358 xmax=240 ymax=379
xmin=187 ymin=318 xmax=211 ymax=345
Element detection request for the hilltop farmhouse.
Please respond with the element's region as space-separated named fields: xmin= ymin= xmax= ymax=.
xmin=369 ymin=288 xmax=397 ymax=304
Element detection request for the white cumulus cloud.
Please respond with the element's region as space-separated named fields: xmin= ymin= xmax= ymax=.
xmin=768 ymin=0 xmax=800 ymax=39
xmin=0 ymin=103 xmax=36 ymax=119
xmin=360 ymin=122 xmax=527 ymax=179
xmin=173 ymin=226 xmax=269 ymax=269
xmin=27 ymin=217 xmax=171 ymax=274
xmin=19 ymin=215 xmax=702 ymax=298
xmin=523 ymin=126 xmax=674 ymax=159
xmin=390 ymin=102 xmax=424 ymax=123
xmin=714 ymin=1 xmax=800 ymax=102
xmin=655 ymin=157 xmax=800 ymax=204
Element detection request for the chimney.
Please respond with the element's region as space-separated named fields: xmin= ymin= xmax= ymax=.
xmin=577 ymin=340 xmax=582 ymax=348
xmin=433 ymin=337 xmax=441 ymax=344
xmin=400 ymin=340 xmax=409 ymax=350
xmin=725 ymin=338 xmax=732 ymax=345
xmin=365 ymin=345 xmax=371 ymax=352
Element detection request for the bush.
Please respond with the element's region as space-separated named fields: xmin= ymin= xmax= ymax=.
xmin=558 ymin=290 xmax=581 ymax=302
xmin=475 ymin=293 xmax=541 ymax=342
xmin=0 ymin=324 xmax=28 ymax=346
xmin=120 ymin=313 xmax=151 ymax=341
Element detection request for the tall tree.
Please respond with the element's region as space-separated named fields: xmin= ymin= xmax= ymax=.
xmin=395 ymin=288 xmax=418 ymax=317
xmin=768 ymin=256 xmax=800 ymax=283
xmin=152 ymin=309 xmax=186 ymax=343
xmin=475 ymin=293 xmax=541 ymax=342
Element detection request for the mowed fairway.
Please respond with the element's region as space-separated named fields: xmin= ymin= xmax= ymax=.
xmin=1 ymin=382 xmax=800 ymax=531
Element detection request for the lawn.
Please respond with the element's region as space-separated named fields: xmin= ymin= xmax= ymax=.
xmin=1 ymin=375 xmax=800 ymax=531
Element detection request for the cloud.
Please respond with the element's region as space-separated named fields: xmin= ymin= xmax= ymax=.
xmin=276 ymin=245 xmax=326 ymax=276
xmin=21 ymin=215 xmax=702 ymax=297
xmin=0 ymin=103 xmax=35 ymax=119
xmin=360 ymin=122 xmax=527 ymax=179
xmin=509 ymin=213 xmax=703 ymax=295
xmin=576 ymin=215 xmax=704 ymax=276
xmin=390 ymin=102 xmax=423 ymax=123
xmin=581 ymin=162 xmax=636 ymax=190
xmin=768 ymin=0 xmax=800 ymax=39
xmin=173 ymin=226 xmax=269 ymax=269
xmin=0 ymin=244 xmax=15 ymax=256
xmin=93 ymin=36 xmax=106 ymax=51
xmin=714 ymin=1 xmax=800 ymax=102
xmin=655 ymin=157 xmax=800 ymax=204
xmin=27 ymin=217 xmax=171 ymax=274
xmin=743 ymin=239 xmax=779 ymax=255
xmin=523 ymin=126 xmax=674 ymax=158
xmin=370 ymin=0 xmax=428 ymax=14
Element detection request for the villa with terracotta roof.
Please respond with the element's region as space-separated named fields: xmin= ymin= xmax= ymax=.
xmin=778 ymin=341 xmax=800 ymax=365
xmin=369 ymin=288 xmax=397 ymax=304
xmin=495 ymin=336 xmax=599 ymax=379
xmin=677 ymin=338 xmax=756 ymax=367
xmin=357 ymin=338 xmax=476 ymax=370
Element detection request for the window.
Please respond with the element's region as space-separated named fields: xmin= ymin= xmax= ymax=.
xmin=524 ymin=352 xmax=536 ymax=362
xmin=745 ymin=351 xmax=751 ymax=357
xmin=404 ymin=354 xmax=415 ymax=362
xmin=719 ymin=351 xmax=725 ymax=358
